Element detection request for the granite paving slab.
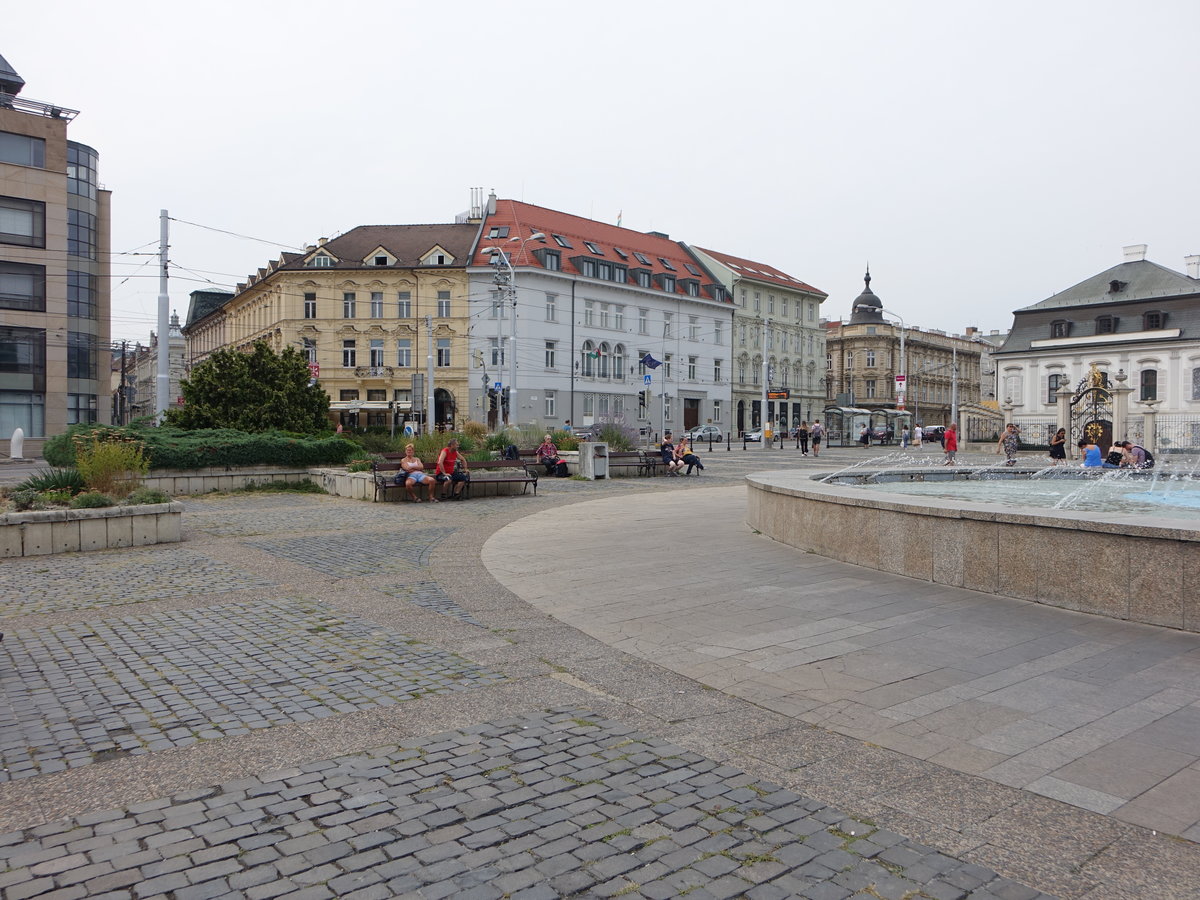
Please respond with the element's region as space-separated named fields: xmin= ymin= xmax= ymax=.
xmin=244 ymin=527 xmax=456 ymax=575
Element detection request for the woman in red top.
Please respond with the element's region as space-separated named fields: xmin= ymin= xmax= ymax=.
xmin=435 ymin=439 xmax=470 ymax=500
xmin=942 ymin=423 xmax=958 ymax=466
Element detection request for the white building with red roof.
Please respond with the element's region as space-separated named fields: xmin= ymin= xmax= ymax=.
xmin=690 ymin=247 xmax=828 ymax=433
xmin=468 ymin=194 xmax=734 ymax=436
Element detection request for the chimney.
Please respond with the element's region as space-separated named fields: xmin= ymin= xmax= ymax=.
xmin=318 ymin=237 xmax=328 ymax=246
xmin=487 ymin=190 xmax=497 ymax=215
xmin=1186 ymin=255 xmax=1200 ymax=278
xmin=1123 ymin=244 xmax=1147 ymax=262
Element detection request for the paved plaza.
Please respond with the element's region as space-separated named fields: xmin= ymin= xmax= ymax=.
xmin=0 ymin=445 xmax=1197 ymax=897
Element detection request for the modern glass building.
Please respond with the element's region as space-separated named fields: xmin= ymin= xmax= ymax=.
xmin=0 ymin=52 xmax=111 ymax=454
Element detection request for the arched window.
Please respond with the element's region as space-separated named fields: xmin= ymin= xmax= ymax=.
xmin=1140 ymin=369 xmax=1158 ymax=401
xmin=612 ymin=344 xmax=625 ymax=380
xmin=780 ymin=359 xmax=790 ymax=387
xmin=581 ymin=340 xmax=595 ymax=377
xmin=599 ymin=342 xmax=611 ymax=378
xmin=752 ymin=356 xmax=762 ymax=386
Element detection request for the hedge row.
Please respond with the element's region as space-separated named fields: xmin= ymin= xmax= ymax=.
xmin=44 ymin=425 xmax=357 ymax=471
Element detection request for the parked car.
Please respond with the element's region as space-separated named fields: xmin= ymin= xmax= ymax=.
xmin=685 ymin=425 xmax=723 ymax=444
xmin=922 ymin=425 xmax=946 ymax=444
xmin=742 ymin=428 xmax=763 ymax=442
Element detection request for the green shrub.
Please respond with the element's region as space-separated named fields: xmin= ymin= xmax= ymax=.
xmin=16 ymin=467 xmax=86 ymax=495
xmin=553 ymin=430 xmax=579 ymax=451
xmin=593 ymin=423 xmax=635 ymax=451
xmin=10 ymin=489 xmax=46 ymax=511
xmin=40 ymin=489 xmax=74 ymax=505
xmin=124 ymin=487 xmax=172 ymax=505
xmin=346 ymin=458 xmax=377 ymax=473
xmin=461 ymin=420 xmax=487 ymax=441
xmin=70 ymin=491 xmax=115 ymax=509
xmin=73 ymin=433 xmax=149 ymax=498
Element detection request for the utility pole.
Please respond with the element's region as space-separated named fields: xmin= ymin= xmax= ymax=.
xmin=508 ymin=274 xmax=518 ymax=428
xmin=156 ymin=210 xmax=170 ymax=422
xmin=118 ymin=340 xmax=128 ymax=424
xmin=761 ymin=318 xmax=771 ymax=448
xmin=425 ymin=315 xmax=435 ymax=432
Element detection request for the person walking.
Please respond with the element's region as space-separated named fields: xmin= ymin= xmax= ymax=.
xmin=797 ymin=421 xmax=810 ymax=456
xmin=900 ymin=425 xmax=910 ymax=449
xmin=943 ymin=423 xmax=959 ymax=465
xmin=858 ymin=425 xmax=870 ymax=448
xmin=810 ymin=420 xmax=823 ymax=457
xmin=996 ymin=423 xmax=1020 ymax=467
xmin=912 ymin=424 xmax=923 ymax=450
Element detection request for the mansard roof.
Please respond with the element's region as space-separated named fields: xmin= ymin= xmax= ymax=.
xmin=287 ymin=224 xmax=477 ymax=270
xmin=692 ymin=246 xmax=826 ymax=297
xmin=1018 ymin=259 xmax=1199 ymax=312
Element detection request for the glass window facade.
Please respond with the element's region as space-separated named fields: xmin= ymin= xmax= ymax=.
xmin=67 ymin=270 xmax=97 ymax=318
xmin=0 ymin=131 xmax=46 ymax=168
xmin=67 ymin=331 xmax=98 ymax=379
xmin=0 ymin=261 xmax=46 ymax=311
xmin=0 ymin=196 xmax=45 ymax=248
xmin=67 ymin=393 xmax=97 ymax=425
xmin=68 ymin=208 xmax=97 ymax=259
xmin=67 ymin=144 xmax=98 ymax=199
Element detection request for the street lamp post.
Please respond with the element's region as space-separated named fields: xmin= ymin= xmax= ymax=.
xmin=878 ymin=308 xmax=906 ymax=412
xmin=481 ymin=233 xmax=546 ymax=428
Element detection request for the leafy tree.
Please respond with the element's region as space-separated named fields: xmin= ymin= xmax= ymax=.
xmin=165 ymin=341 xmax=330 ymax=433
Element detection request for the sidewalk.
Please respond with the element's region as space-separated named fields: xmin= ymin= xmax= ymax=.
xmin=0 ymin=455 xmax=1194 ymax=898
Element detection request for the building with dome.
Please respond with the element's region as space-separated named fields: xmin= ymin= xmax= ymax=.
xmin=822 ymin=270 xmax=987 ymax=444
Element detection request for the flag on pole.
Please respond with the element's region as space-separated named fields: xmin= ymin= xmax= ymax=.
xmin=617 ymin=210 xmax=623 ymax=228
xmin=640 ymin=353 xmax=662 ymax=369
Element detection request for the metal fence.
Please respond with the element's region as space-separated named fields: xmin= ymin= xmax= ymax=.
xmin=1155 ymin=415 xmax=1200 ymax=453
xmin=1014 ymin=419 xmax=1058 ymax=448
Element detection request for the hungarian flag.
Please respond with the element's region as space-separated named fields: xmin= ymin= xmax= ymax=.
xmin=640 ymin=353 xmax=662 ymax=369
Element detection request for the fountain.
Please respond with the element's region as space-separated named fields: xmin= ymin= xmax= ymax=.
xmin=746 ymin=460 xmax=1200 ymax=632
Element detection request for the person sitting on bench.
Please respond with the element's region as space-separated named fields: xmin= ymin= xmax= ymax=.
xmin=435 ymin=439 xmax=470 ymax=499
xmin=536 ymin=434 xmax=565 ymax=475
xmin=399 ymin=443 xmax=437 ymax=502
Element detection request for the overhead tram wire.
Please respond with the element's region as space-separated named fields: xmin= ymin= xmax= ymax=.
xmin=167 ymin=217 xmax=305 ymax=251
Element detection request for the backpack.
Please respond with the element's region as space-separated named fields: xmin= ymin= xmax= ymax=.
xmin=555 ymin=460 xmax=569 ymax=477
xmin=502 ymin=444 xmax=519 ymax=460
xmin=1137 ymin=446 xmax=1155 ymax=469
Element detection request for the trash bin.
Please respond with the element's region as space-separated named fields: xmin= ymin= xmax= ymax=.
xmin=579 ymin=442 xmax=609 ymax=480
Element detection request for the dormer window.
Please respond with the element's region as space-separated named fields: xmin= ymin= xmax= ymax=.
xmin=1096 ymin=315 xmax=1116 ymax=334
xmin=584 ymin=241 xmax=604 ymax=255
xmin=1108 ymin=280 xmax=1127 ymax=293
xmin=633 ymin=252 xmax=651 ymax=265
xmin=684 ymin=263 xmax=701 ymax=277
xmin=658 ymin=258 xmax=676 ymax=271
xmin=487 ymin=226 xmax=510 ymax=239
xmin=309 ymin=254 xmax=333 ymax=268
xmin=374 ymin=256 xmax=388 ymax=266
xmin=532 ymin=248 xmax=561 ymax=271
xmin=1144 ymin=310 xmax=1166 ymax=329
xmin=654 ymin=273 xmax=676 ymax=292
xmin=613 ymin=247 xmax=628 ymax=260
xmin=1050 ymin=319 xmax=1071 ymax=338
xmin=552 ymin=234 xmax=573 ymax=249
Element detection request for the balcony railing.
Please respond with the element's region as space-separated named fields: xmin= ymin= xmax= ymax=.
xmin=354 ymin=366 xmax=395 ymax=378
xmin=0 ymin=93 xmax=79 ymax=120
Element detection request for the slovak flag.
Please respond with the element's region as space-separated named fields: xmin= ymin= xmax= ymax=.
xmin=640 ymin=353 xmax=662 ymax=369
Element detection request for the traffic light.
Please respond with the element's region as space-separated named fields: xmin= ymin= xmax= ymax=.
xmin=473 ymin=349 xmax=484 ymax=368
xmin=488 ymin=389 xmax=498 ymax=412
xmin=501 ymin=387 xmax=510 ymax=415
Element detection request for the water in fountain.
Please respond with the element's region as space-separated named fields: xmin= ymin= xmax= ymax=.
xmin=819 ymin=450 xmax=923 ymax=484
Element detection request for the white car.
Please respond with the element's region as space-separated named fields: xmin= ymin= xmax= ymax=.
xmin=743 ymin=428 xmax=763 ymax=442
xmin=685 ymin=425 xmax=723 ymax=443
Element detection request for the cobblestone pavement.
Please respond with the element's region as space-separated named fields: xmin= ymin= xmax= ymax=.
xmin=0 ymin=548 xmax=274 ymax=617
xmin=0 ymin=709 xmax=1052 ymax=900
xmin=0 ymin=451 xmax=1193 ymax=897
xmin=378 ymin=580 xmax=485 ymax=628
xmin=244 ymin=529 xmax=457 ymax=575
xmin=1 ymin=598 xmax=501 ymax=782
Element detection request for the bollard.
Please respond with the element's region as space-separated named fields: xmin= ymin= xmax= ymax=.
xmin=9 ymin=426 xmax=24 ymax=460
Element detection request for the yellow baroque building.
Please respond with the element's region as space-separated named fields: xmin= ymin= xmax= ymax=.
xmin=183 ymin=224 xmax=477 ymax=431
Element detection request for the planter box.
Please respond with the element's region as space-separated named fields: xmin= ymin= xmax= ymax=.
xmin=0 ymin=502 xmax=183 ymax=558
xmin=143 ymin=466 xmax=315 ymax=495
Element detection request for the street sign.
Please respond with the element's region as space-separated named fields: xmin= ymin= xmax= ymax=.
xmin=643 ymin=374 xmax=652 ymax=386
xmin=494 ymin=381 xmax=502 ymax=390
xmin=894 ymin=375 xmax=906 ymax=384
xmin=307 ymin=363 xmax=319 ymax=378
xmin=176 ymin=396 xmax=185 ymax=406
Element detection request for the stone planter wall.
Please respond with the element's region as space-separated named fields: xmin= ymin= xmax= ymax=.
xmin=0 ymin=502 xmax=183 ymax=558
xmin=143 ymin=466 xmax=315 ymax=495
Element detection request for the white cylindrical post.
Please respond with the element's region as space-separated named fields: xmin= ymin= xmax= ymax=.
xmin=426 ymin=315 xmax=434 ymax=432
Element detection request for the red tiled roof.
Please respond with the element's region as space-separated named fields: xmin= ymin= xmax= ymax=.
xmin=475 ymin=200 xmax=729 ymax=303
xmin=693 ymin=246 xmax=826 ymax=297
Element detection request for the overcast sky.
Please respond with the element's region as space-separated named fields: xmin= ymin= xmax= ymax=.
xmin=8 ymin=0 xmax=1198 ymax=345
